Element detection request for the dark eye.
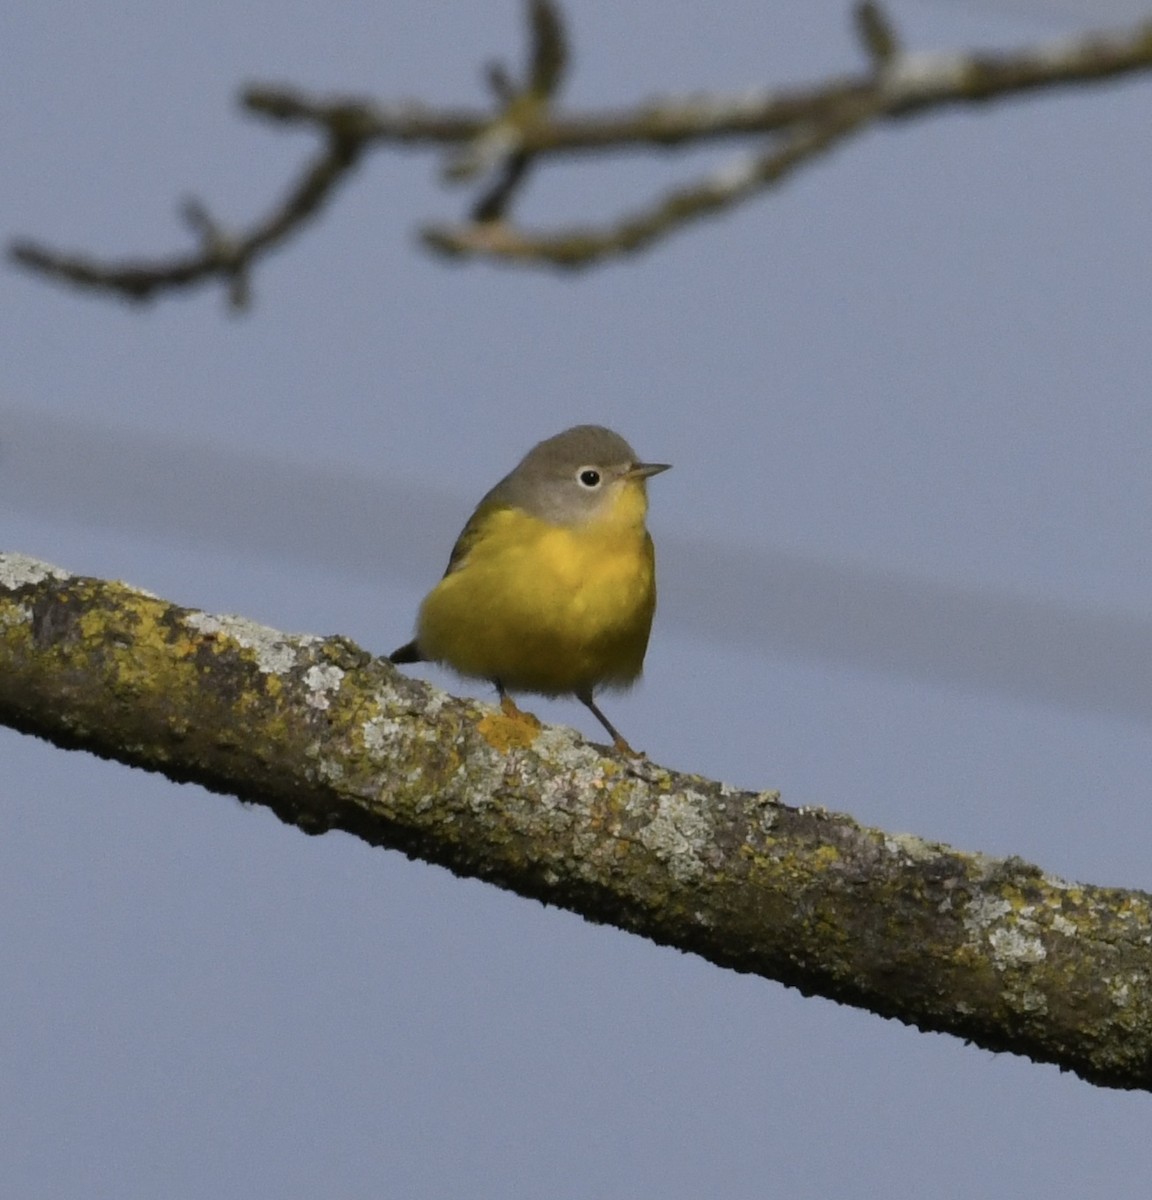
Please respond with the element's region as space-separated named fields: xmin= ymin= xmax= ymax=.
xmin=577 ymin=468 xmax=602 ymax=489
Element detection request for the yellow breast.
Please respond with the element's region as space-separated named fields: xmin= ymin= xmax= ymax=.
xmin=417 ymin=480 xmax=657 ymax=695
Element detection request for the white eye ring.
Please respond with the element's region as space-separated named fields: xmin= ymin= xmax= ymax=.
xmin=576 ymin=466 xmax=603 ymax=489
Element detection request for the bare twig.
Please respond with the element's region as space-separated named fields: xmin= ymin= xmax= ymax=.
xmin=471 ymin=152 xmax=534 ymax=224
xmin=9 ymin=125 xmax=364 ymax=308
xmin=527 ymin=0 xmax=568 ymax=98
xmin=244 ymin=19 xmax=1152 ymax=150
xmin=426 ymin=96 xmax=881 ymax=267
xmin=446 ymin=0 xmax=568 ymax=225
xmin=10 ymin=5 xmax=1152 ymax=301
xmin=855 ymin=2 xmax=902 ymax=71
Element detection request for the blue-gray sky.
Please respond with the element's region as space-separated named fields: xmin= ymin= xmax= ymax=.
xmin=5 ymin=2 xmax=1152 ymax=1197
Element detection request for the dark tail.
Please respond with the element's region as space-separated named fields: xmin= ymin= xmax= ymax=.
xmin=389 ymin=640 xmax=424 ymax=664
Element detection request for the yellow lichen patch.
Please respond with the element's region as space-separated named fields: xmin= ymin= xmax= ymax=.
xmin=477 ymin=707 xmax=542 ymax=751
xmin=79 ymin=589 xmax=186 ymax=696
xmin=811 ymin=843 xmax=843 ymax=869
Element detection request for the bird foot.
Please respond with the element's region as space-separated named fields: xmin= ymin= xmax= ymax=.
xmin=612 ymin=735 xmax=646 ymax=758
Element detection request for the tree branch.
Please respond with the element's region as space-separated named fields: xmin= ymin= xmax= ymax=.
xmin=10 ymin=5 xmax=1152 ymax=300
xmin=2 ymin=550 xmax=1150 ymax=1091
xmin=9 ymin=121 xmax=365 ymax=310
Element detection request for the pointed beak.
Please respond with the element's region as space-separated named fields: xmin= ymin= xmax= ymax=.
xmin=627 ymin=461 xmax=671 ymax=480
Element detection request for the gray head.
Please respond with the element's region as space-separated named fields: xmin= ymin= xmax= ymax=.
xmin=487 ymin=425 xmax=670 ymax=526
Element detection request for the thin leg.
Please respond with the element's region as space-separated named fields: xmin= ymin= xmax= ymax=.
xmin=577 ymin=690 xmax=640 ymax=757
xmin=495 ymin=682 xmax=540 ymax=727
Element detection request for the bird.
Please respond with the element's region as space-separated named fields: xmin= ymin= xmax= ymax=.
xmin=390 ymin=425 xmax=670 ymax=754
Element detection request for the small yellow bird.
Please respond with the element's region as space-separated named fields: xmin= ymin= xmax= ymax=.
xmin=390 ymin=425 xmax=670 ymax=754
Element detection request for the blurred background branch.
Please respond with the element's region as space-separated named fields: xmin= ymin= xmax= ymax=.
xmin=9 ymin=1 xmax=1152 ymax=303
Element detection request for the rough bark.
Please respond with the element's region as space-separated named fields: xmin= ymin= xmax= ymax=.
xmin=2 ymin=551 xmax=1150 ymax=1091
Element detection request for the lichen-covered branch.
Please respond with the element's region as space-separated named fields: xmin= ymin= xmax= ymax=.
xmin=10 ymin=4 xmax=1152 ymax=300
xmin=2 ymin=551 xmax=1151 ymax=1091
